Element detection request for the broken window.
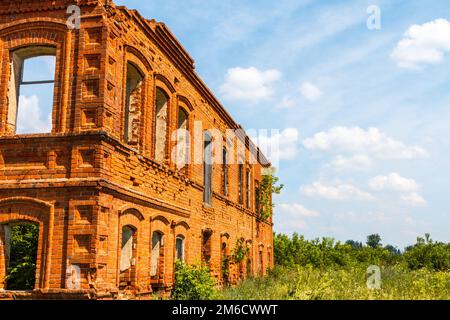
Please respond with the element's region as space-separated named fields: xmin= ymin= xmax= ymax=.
xmin=176 ymin=236 xmax=185 ymax=262
xmin=201 ymin=230 xmax=212 ymax=265
xmin=203 ymin=132 xmax=213 ymax=205
xmin=151 ymin=231 xmax=163 ymax=277
xmin=238 ymin=163 xmax=244 ymax=205
xmin=4 ymin=223 xmax=39 ymax=290
xmin=125 ymin=63 xmax=144 ymax=145
xmin=246 ymin=169 xmax=251 ymax=209
xmin=9 ymin=47 xmax=56 ymax=134
xmin=120 ymin=226 xmax=134 ymax=272
xmin=154 ymin=88 xmax=169 ymax=163
xmin=175 ymin=107 xmax=189 ymax=170
xmin=222 ymin=148 xmax=228 ymax=196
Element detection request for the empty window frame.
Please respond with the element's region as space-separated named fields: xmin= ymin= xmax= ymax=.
xmin=154 ymin=88 xmax=169 ymax=163
xmin=246 ymin=169 xmax=251 ymax=209
xmin=222 ymin=148 xmax=228 ymax=196
xmin=203 ymin=132 xmax=213 ymax=205
xmin=201 ymin=230 xmax=212 ymax=264
xmin=124 ymin=62 xmax=144 ymax=145
xmin=238 ymin=164 xmax=244 ymax=205
xmin=151 ymin=231 xmax=164 ymax=278
xmin=175 ymin=236 xmax=185 ymax=262
xmin=175 ymin=107 xmax=189 ymax=170
xmin=120 ymin=226 xmax=135 ymax=272
xmin=9 ymin=47 xmax=57 ymax=134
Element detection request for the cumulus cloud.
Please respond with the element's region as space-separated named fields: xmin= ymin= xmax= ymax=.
xmin=279 ymin=203 xmax=321 ymax=217
xmin=250 ymin=128 xmax=299 ymax=163
xmin=300 ymin=181 xmax=374 ymax=201
xmin=276 ymin=95 xmax=297 ymax=109
xmin=391 ymin=18 xmax=450 ymax=69
xmin=368 ymin=173 xmax=419 ymax=193
xmin=300 ymin=81 xmax=322 ymax=101
xmin=16 ymin=95 xmax=52 ymax=134
xmin=368 ymin=173 xmax=426 ymax=207
xmin=276 ymin=203 xmax=320 ymax=232
xmin=329 ymin=154 xmax=373 ymax=171
xmin=303 ymin=126 xmax=429 ymax=160
xmin=400 ymin=192 xmax=427 ymax=207
xmin=219 ymin=67 xmax=281 ymax=103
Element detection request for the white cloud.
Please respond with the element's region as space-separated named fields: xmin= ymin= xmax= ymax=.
xmin=303 ymin=126 xmax=429 ymax=160
xmin=329 ymin=154 xmax=373 ymax=171
xmin=368 ymin=173 xmax=420 ymax=193
xmin=391 ymin=18 xmax=450 ymax=69
xmin=300 ymin=81 xmax=322 ymax=101
xmin=300 ymin=181 xmax=374 ymax=201
xmin=277 ymin=95 xmax=297 ymax=109
xmin=16 ymin=95 xmax=52 ymax=134
xmin=279 ymin=203 xmax=320 ymax=217
xmin=401 ymin=192 xmax=427 ymax=207
xmin=219 ymin=67 xmax=281 ymax=103
xmin=251 ymin=128 xmax=299 ymax=163
xmin=368 ymin=173 xmax=427 ymax=207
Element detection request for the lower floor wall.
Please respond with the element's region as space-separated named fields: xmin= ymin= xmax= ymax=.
xmin=0 ymin=185 xmax=274 ymax=299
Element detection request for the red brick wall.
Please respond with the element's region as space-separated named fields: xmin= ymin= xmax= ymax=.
xmin=0 ymin=0 xmax=273 ymax=298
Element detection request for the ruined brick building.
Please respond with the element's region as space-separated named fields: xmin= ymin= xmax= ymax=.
xmin=0 ymin=0 xmax=274 ymax=299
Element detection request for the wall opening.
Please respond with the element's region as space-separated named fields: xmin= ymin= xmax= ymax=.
xmin=124 ymin=63 xmax=144 ymax=145
xmin=203 ymin=132 xmax=213 ymax=205
xmin=175 ymin=107 xmax=189 ymax=171
xmin=119 ymin=225 xmax=137 ymax=291
xmin=9 ymin=46 xmax=56 ymax=134
xmin=175 ymin=235 xmax=185 ymax=262
xmin=238 ymin=164 xmax=244 ymax=205
xmin=246 ymin=169 xmax=251 ymax=209
xmin=154 ymin=88 xmax=169 ymax=163
xmin=201 ymin=229 xmax=212 ymax=265
xmin=222 ymin=148 xmax=228 ymax=196
xmin=151 ymin=231 xmax=164 ymax=280
xmin=3 ymin=222 xmax=39 ymax=291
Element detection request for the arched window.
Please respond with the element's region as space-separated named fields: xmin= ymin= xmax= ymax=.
xmin=175 ymin=107 xmax=189 ymax=170
xmin=9 ymin=46 xmax=56 ymax=134
xmin=201 ymin=229 xmax=213 ymax=265
xmin=124 ymin=63 xmax=144 ymax=145
xmin=151 ymin=231 xmax=164 ymax=277
xmin=203 ymin=132 xmax=213 ymax=205
xmin=120 ymin=226 xmax=135 ymax=272
xmin=154 ymin=88 xmax=169 ymax=163
xmin=175 ymin=236 xmax=185 ymax=262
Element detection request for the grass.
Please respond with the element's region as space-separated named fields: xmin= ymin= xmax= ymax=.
xmin=217 ymin=265 xmax=450 ymax=300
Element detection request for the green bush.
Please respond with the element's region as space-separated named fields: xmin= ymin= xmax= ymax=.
xmin=6 ymin=224 xmax=39 ymax=290
xmin=172 ymin=261 xmax=217 ymax=300
xmin=404 ymin=235 xmax=450 ymax=271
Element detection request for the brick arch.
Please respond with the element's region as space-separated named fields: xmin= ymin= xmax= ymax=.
xmin=0 ymin=197 xmax=54 ymax=290
xmin=125 ymin=45 xmax=153 ymax=72
xmin=119 ymin=207 xmax=145 ymax=223
xmin=154 ymin=74 xmax=176 ymax=94
xmin=177 ymin=95 xmax=194 ymax=112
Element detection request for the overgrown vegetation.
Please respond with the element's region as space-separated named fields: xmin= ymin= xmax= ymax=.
xmin=5 ymin=224 xmax=39 ymax=291
xmin=217 ymin=233 xmax=450 ymax=300
xmin=257 ymin=169 xmax=284 ymax=221
xmin=172 ymin=261 xmax=217 ymax=300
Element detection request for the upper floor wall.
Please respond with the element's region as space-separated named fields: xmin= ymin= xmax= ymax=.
xmin=0 ymin=0 xmax=271 ymax=213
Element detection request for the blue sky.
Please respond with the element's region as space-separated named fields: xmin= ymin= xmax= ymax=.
xmin=116 ymin=0 xmax=450 ymax=248
xmin=22 ymin=0 xmax=450 ymax=249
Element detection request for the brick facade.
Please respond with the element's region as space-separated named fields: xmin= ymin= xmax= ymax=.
xmin=0 ymin=0 xmax=273 ymax=299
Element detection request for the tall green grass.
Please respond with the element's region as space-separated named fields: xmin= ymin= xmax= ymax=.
xmin=217 ymin=265 xmax=450 ymax=300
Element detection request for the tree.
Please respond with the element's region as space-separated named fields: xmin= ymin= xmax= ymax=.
xmin=366 ymin=234 xmax=382 ymax=248
xmin=345 ymin=240 xmax=363 ymax=249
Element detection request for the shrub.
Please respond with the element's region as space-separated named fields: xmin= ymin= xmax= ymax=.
xmin=404 ymin=235 xmax=450 ymax=271
xmin=172 ymin=261 xmax=217 ymax=300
